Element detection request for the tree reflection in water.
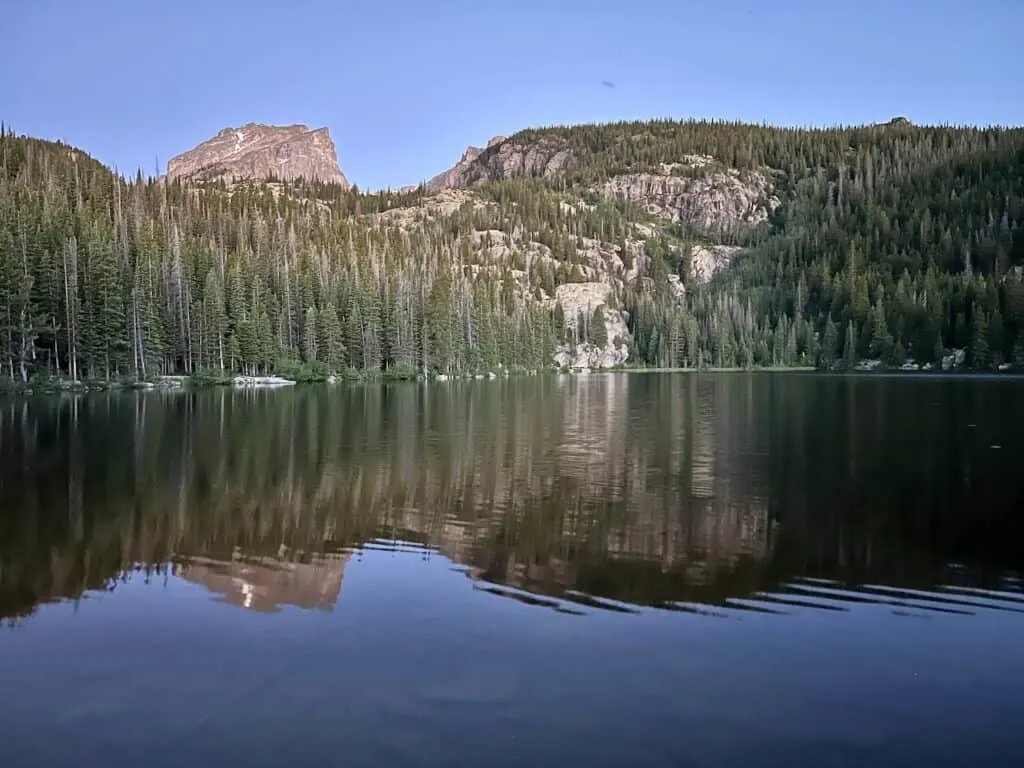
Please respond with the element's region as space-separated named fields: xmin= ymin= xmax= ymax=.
xmin=1 ymin=374 xmax=1021 ymax=624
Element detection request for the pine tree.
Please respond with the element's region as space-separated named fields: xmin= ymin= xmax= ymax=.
xmin=1012 ymin=334 xmax=1024 ymax=368
xmin=869 ymin=297 xmax=893 ymax=361
xmin=201 ymin=269 xmax=227 ymax=371
xmin=969 ymin=304 xmax=990 ymax=370
xmin=988 ymin=308 xmax=1005 ymax=366
xmin=425 ymin=270 xmax=455 ymax=373
xmin=844 ymin=320 xmax=857 ymax=367
xmin=821 ymin=316 xmax=839 ymax=369
xmin=303 ymin=307 xmax=318 ymax=363
xmin=318 ymin=302 xmax=345 ymax=371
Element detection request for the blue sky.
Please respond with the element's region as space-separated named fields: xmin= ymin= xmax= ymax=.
xmin=3 ymin=0 xmax=1022 ymax=191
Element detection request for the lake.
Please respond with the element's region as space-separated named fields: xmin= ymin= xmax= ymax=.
xmin=1 ymin=373 xmax=1022 ymax=767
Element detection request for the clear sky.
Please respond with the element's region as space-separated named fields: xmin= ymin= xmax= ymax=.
xmin=3 ymin=0 xmax=1022 ymax=191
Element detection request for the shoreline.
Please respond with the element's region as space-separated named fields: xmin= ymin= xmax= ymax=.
xmin=4 ymin=365 xmax=1024 ymax=397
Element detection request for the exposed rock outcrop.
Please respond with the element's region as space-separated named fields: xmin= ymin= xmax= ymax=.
xmin=371 ymin=143 xmax=779 ymax=362
xmin=424 ymin=145 xmax=482 ymax=191
xmin=473 ymin=138 xmax=572 ymax=184
xmin=372 ymin=188 xmax=489 ymax=228
xmin=425 ymin=137 xmax=572 ymax=190
xmin=553 ymin=282 xmax=613 ymax=317
xmin=599 ymin=162 xmax=779 ymax=234
xmin=552 ymin=283 xmax=630 ymax=370
xmin=422 ymin=136 xmax=506 ymax=192
xmin=416 ymin=143 xmax=771 ymax=291
xmin=232 ymin=375 xmax=296 ymax=388
xmin=368 ymin=190 xmax=697 ymax=363
xmin=166 ymin=123 xmax=350 ymax=187
xmin=690 ymin=244 xmax=742 ymax=283
xmin=421 ymin=141 xmax=777 ymax=241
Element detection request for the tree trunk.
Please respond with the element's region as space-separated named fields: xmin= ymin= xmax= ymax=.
xmin=52 ymin=316 xmax=61 ymax=377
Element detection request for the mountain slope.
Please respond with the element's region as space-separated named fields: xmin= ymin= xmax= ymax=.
xmin=420 ymin=136 xmax=506 ymax=193
xmin=1 ymin=118 xmax=1023 ymax=384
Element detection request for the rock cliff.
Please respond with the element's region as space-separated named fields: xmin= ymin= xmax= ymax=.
xmin=420 ymin=136 xmax=506 ymax=192
xmin=551 ymin=283 xmax=630 ymax=370
xmin=424 ymin=145 xmax=482 ymax=191
xmin=423 ymin=140 xmax=777 ymax=242
xmin=424 ymin=136 xmax=572 ymax=190
xmin=469 ymin=137 xmax=573 ymax=185
xmin=689 ymin=244 xmax=742 ymax=283
xmin=380 ymin=132 xmax=790 ymax=368
xmin=166 ymin=123 xmax=350 ymax=187
xmin=599 ymin=161 xmax=780 ymax=234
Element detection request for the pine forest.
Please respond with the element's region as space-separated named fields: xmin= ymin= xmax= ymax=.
xmin=1 ymin=118 xmax=1023 ymax=387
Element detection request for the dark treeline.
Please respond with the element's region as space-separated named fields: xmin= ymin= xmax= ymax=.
xmin=1 ymin=119 xmax=1023 ymax=381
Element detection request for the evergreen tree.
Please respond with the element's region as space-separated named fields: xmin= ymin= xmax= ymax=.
xmin=303 ymin=307 xmax=318 ymax=363
xmin=821 ymin=316 xmax=839 ymax=369
xmin=318 ymin=302 xmax=345 ymax=372
xmin=988 ymin=309 xmax=1005 ymax=366
xmin=869 ymin=298 xmax=894 ymax=361
xmin=844 ymin=321 xmax=858 ymax=368
xmin=969 ymin=304 xmax=990 ymax=369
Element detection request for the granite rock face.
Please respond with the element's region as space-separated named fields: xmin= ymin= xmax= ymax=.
xmin=471 ymin=138 xmax=572 ymax=185
xmin=423 ymin=138 xmax=508 ymax=192
xmin=599 ymin=163 xmax=780 ymax=235
xmin=425 ymin=144 xmax=482 ymax=191
xmin=423 ymin=141 xmax=776 ymax=243
xmin=689 ymin=244 xmax=743 ymax=283
xmin=423 ymin=136 xmax=570 ymax=190
xmin=552 ymin=282 xmax=630 ymax=370
xmin=166 ymin=123 xmax=350 ymax=187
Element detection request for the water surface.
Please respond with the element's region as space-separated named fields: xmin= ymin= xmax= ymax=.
xmin=1 ymin=373 xmax=1022 ymax=767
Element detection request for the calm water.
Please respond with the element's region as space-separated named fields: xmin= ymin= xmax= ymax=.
xmin=1 ymin=373 xmax=1023 ymax=767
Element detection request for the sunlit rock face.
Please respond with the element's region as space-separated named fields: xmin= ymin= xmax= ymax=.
xmin=599 ymin=162 xmax=780 ymax=234
xmin=552 ymin=282 xmax=630 ymax=370
xmin=423 ymin=136 xmax=570 ymax=191
xmin=166 ymin=123 xmax=350 ymax=187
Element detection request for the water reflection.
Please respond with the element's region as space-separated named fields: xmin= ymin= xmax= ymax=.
xmin=1 ymin=374 xmax=1022 ymax=624
xmin=174 ymin=551 xmax=350 ymax=613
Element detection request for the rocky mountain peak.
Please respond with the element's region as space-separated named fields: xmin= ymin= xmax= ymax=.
xmin=166 ymin=123 xmax=350 ymax=187
xmin=422 ymin=136 xmax=510 ymax=192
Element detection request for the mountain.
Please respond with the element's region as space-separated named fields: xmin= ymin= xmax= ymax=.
xmin=421 ymin=135 xmax=506 ymax=192
xmin=1 ymin=118 xmax=1023 ymax=386
xmin=165 ymin=123 xmax=350 ymax=187
xmin=395 ymin=136 xmax=508 ymax=194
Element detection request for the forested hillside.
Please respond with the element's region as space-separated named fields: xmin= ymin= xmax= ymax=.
xmin=1 ymin=118 xmax=1023 ymax=385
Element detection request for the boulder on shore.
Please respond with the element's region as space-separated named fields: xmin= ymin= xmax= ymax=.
xmin=232 ymin=375 xmax=296 ymax=388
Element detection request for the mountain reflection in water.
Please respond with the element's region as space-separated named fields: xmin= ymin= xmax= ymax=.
xmin=1 ymin=374 xmax=1021 ymax=624
xmin=173 ymin=551 xmax=350 ymax=613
